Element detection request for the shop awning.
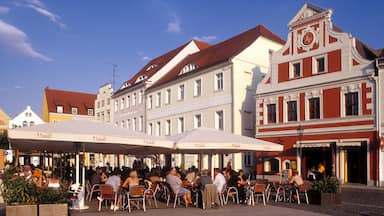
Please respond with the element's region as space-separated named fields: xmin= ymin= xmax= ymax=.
xmin=293 ymin=143 xmax=330 ymax=148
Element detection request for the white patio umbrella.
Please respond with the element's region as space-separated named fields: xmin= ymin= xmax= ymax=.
xmin=169 ymin=127 xmax=283 ymax=154
xmin=8 ymin=119 xmax=174 ymax=154
xmin=168 ymin=127 xmax=283 ymax=177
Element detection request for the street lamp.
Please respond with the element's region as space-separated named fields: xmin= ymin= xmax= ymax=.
xmin=296 ymin=125 xmax=304 ymax=176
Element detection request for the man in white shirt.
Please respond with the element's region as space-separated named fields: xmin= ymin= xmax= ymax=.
xmin=213 ymin=168 xmax=226 ymax=193
xmin=104 ymin=171 xmax=122 ymax=211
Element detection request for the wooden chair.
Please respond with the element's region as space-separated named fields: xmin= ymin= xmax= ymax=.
xmin=291 ymin=182 xmax=309 ymax=205
xmin=165 ymin=183 xmax=187 ymax=208
xmin=98 ymin=184 xmax=117 ymax=212
xmin=127 ymin=185 xmax=146 ymax=212
xmin=252 ymin=184 xmax=268 ymax=206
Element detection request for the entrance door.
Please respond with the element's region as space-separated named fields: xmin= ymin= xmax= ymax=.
xmin=346 ymin=146 xmax=367 ymax=184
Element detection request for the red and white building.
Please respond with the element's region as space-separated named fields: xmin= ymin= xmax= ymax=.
xmin=255 ymin=3 xmax=383 ymax=186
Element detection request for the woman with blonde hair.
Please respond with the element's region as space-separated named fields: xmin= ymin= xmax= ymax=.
xmin=122 ymin=170 xmax=140 ymax=189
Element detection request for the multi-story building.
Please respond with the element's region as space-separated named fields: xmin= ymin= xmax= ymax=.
xmin=9 ymin=105 xmax=44 ymax=128
xmin=0 ymin=108 xmax=10 ymax=133
xmin=95 ymin=83 xmax=113 ymax=123
xmin=41 ymin=87 xmax=96 ymax=122
xmin=255 ymin=3 xmax=382 ymax=186
xmin=376 ymin=56 xmax=384 ymax=185
xmin=146 ymin=25 xmax=285 ymax=170
xmin=111 ymin=40 xmax=210 ymax=167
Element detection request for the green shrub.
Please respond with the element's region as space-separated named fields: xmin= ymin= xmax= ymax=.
xmin=311 ymin=176 xmax=340 ymax=193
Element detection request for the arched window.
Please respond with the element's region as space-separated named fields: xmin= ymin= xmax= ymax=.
xmin=179 ymin=63 xmax=198 ymax=75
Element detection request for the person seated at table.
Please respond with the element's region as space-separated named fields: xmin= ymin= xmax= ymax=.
xmin=289 ymin=170 xmax=303 ymax=201
xmin=104 ymin=170 xmax=122 ymax=211
xmin=185 ymin=166 xmax=198 ymax=182
xmin=195 ymin=169 xmax=212 ymax=191
xmin=213 ymin=168 xmax=226 ymax=193
xmin=122 ymin=170 xmax=140 ymax=189
xmin=237 ymin=170 xmax=247 ymax=204
xmin=100 ymin=170 xmax=108 ymax=183
xmin=90 ymin=168 xmax=102 ymax=186
xmin=307 ymin=166 xmax=317 ymax=181
xmin=166 ymin=167 xmax=193 ymax=205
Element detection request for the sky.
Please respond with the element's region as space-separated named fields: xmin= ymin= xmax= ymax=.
xmin=0 ymin=0 xmax=383 ymax=118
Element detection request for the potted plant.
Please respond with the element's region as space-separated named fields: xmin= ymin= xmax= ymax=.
xmin=37 ymin=183 xmax=69 ymax=216
xmin=1 ymin=167 xmax=38 ymax=216
xmin=309 ymin=176 xmax=341 ymax=206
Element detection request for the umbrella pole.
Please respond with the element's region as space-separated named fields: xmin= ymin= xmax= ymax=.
xmin=75 ymin=153 xmax=80 ymax=184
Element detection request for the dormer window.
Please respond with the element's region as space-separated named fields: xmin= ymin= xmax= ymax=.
xmin=146 ymin=64 xmax=158 ymax=71
xmin=179 ymin=63 xmax=198 ymax=75
xmin=120 ymin=82 xmax=131 ymax=89
xmin=135 ymin=75 xmax=148 ymax=83
xmin=71 ymin=107 xmax=78 ymax=115
xmin=56 ymin=105 xmax=63 ymax=113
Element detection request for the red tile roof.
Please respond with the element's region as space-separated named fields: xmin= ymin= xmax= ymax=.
xmin=377 ymin=48 xmax=384 ymax=57
xmin=150 ymin=25 xmax=285 ymax=89
xmin=44 ymin=87 xmax=96 ymax=115
xmin=114 ymin=40 xmax=211 ymax=95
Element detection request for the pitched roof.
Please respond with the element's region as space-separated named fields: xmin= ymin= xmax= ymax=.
xmin=44 ymin=87 xmax=96 ymax=115
xmin=150 ymin=25 xmax=285 ymax=89
xmin=377 ymin=48 xmax=384 ymax=57
xmin=114 ymin=40 xmax=211 ymax=95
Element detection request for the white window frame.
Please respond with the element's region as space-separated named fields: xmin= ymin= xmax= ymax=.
xmin=114 ymin=100 xmax=118 ymax=112
xmin=132 ymin=117 xmax=136 ymax=131
xmin=139 ymin=90 xmax=143 ymax=104
xmin=71 ymin=107 xmax=78 ymax=115
xmin=194 ymin=79 xmax=202 ymax=97
xmin=127 ymin=119 xmax=131 ymax=129
xmin=178 ymin=117 xmax=184 ymax=133
xmin=215 ymin=72 xmax=224 ymax=91
xmin=194 ymin=114 xmax=202 ymax=128
xmin=340 ymin=84 xmax=362 ymax=118
xmin=165 ymin=119 xmax=171 ymax=136
xmin=127 ymin=95 xmax=131 ymax=108
xmin=88 ymin=108 xmax=94 ymax=116
xmin=148 ymin=95 xmax=153 ymax=109
xmin=120 ymin=97 xmax=125 ymax=110
xmin=178 ymin=84 xmax=185 ymax=101
xmin=165 ymin=89 xmax=171 ymax=105
xmin=304 ymin=90 xmax=323 ymax=120
xmin=156 ymin=121 xmax=161 ymax=136
xmin=312 ymin=54 xmax=327 ymax=74
xmin=132 ymin=93 xmax=136 ymax=106
xmin=147 ymin=123 xmax=153 ymax=135
xmin=290 ymin=60 xmax=302 ymax=79
xmin=57 ymin=105 xmax=63 ymax=113
xmin=139 ymin=116 xmax=143 ymax=132
xmin=156 ymin=92 xmax=161 ymax=107
xmin=215 ymin=110 xmax=224 ymax=130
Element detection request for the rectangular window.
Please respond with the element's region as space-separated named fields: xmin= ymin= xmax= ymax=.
xmin=127 ymin=96 xmax=131 ymax=108
xmin=165 ymin=89 xmax=171 ymax=104
xmin=156 ymin=92 xmax=161 ymax=107
xmin=267 ymin=104 xmax=276 ymax=123
xmin=121 ymin=120 xmax=125 ymax=128
xmin=215 ymin=111 xmax=224 ymax=130
xmin=287 ymin=101 xmax=297 ymax=121
xmin=101 ymin=100 xmax=105 ymax=107
xmin=139 ymin=90 xmax=143 ymax=104
xmin=97 ymin=101 xmax=100 ymax=108
xmin=165 ymin=120 xmax=171 ymax=136
xmin=88 ymin=108 xmax=94 ymax=116
xmin=132 ymin=93 xmax=136 ymax=106
xmin=293 ymin=62 xmax=301 ymax=78
xmin=309 ymin=98 xmax=320 ymax=119
xmin=316 ymin=57 xmax=325 ymax=73
xmin=120 ymin=98 xmax=125 ymax=110
xmin=148 ymin=123 xmax=153 ymax=135
xmin=148 ymin=95 xmax=152 ymax=109
xmin=139 ymin=116 xmax=143 ymax=132
xmin=114 ymin=100 xmax=118 ymax=112
xmin=133 ymin=117 xmax=136 ymax=131
xmin=107 ymin=98 xmax=110 ymax=105
xmin=127 ymin=119 xmax=131 ymax=129
xmin=215 ymin=72 xmax=223 ymax=90
xmin=194 ymin=114 xmax=202 ymax=128
xmin=71 ymin=107 xmax=78 ymax=115
xmin=194 ymin=79 xmax=202 ymax=96
xmin=345 ymin=92 xmax=358 ymax=116
xmin=156 ymin=121 xmax=161 ymax=136
xmin=57 ymin=105 xmax=63 ymax=113
xmin=106 ymin=110 xmax=110 ymax=122
xmin=178 ymin=84 xmax=185 ymax=100
xmin=178 ymin=117 xmax=184 ymax=133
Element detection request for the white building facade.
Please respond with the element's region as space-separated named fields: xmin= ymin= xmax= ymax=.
xmin=9 ymin=106 xmax=44 ymax=128
xmin=146 ymin=25 xmax=284 ymax=171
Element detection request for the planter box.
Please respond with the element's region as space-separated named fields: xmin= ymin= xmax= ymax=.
xmin=307 ymin=190 xmax=341 ymax=206
xmin=6 ymin=204 xmax=38 ymax=216
xmin=39 ymin=203 xmax=68 ymax=216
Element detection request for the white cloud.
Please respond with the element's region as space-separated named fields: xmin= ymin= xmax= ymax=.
xmin=142 ymin=56 xmax=149 ymax=61
xmin=26 ymin=4 xmax=66 ymax=29
xmin=0 ymin=20 xmax=51 ymax=61
xmin=0 ymin=6 xmax=10 ymax=14
xmin=192 ymin=35 xmax=217 ymax=43
xmin=13 ymin=85 xmax=22 ymax=89
xmin=28 ymin=0 xmax=44 ymax=8
xmin=167 ymin=15 xmax=181 ymax=33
